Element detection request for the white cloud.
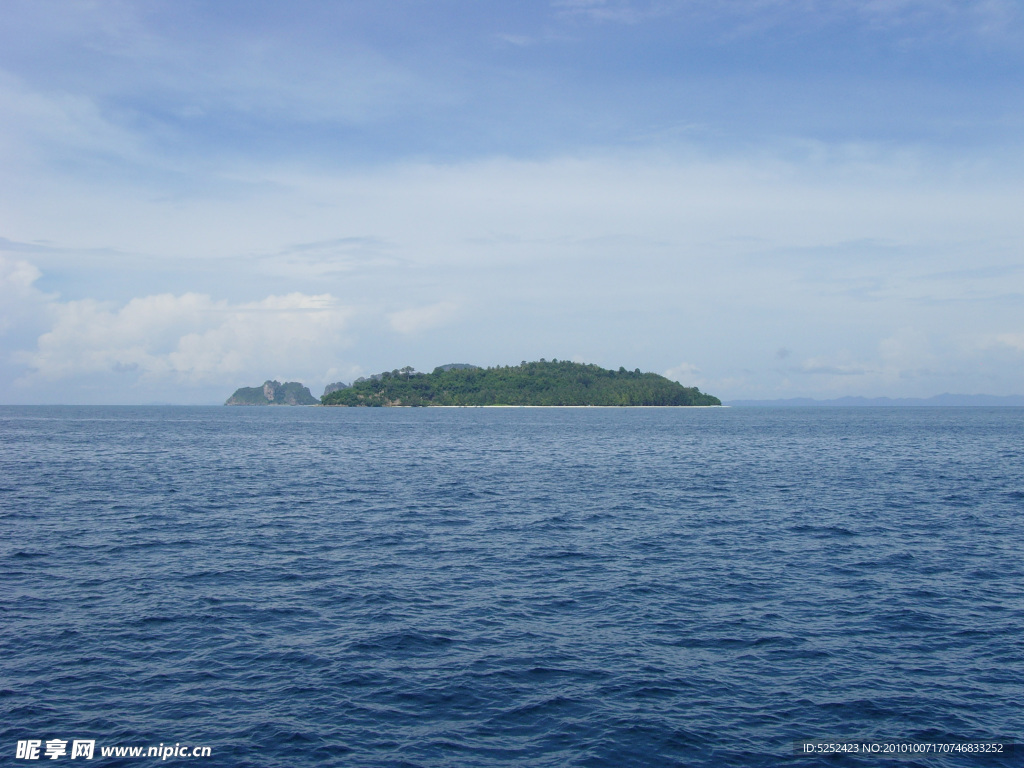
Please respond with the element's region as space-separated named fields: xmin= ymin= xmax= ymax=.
xmin=0 ymin=253 xmax=42 ymax=296
xmin=664 ymin=362 xmax=701 ymax=385
xmin=21 ymin=291 xmax=355 ymax=384
xmin=0 ymin=253 xmax=51 ymax=334
xmin=991 ymin=333 xmax=1024 ymax=352
xmin=968 ymin=332 xmax=1024 ymax=353
xmin=388 ymin=301 xmax=460 ymax=335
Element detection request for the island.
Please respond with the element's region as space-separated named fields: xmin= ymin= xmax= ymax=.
xmin=321 ymin=360 xmax=720 ymax=407
xmin=225 ymin=380 xmax=319 ymax=405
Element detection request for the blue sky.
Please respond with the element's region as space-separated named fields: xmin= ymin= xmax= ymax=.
xmin=1 ymin=0 xmax=1023 ymax=403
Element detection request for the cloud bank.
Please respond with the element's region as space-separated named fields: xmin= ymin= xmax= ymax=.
xmin=2 ymin=263 xmax=355 ymax=401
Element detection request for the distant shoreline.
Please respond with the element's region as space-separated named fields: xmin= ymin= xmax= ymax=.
xmin=320 ymin=404 xmax=728 ymax=408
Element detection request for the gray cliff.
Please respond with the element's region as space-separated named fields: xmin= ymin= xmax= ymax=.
xmin=225 ymin=380 xmax=319 ymax=405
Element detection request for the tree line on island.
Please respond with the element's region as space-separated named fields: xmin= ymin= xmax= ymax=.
xmin=225 ymin=360 xmax=721 ymax=407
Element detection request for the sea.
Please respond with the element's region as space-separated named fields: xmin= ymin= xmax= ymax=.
xmin=2 ymin=405 xmax=1022 ymax=767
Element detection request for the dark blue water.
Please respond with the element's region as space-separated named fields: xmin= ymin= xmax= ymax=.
xmin=2 ymin=406 xmax=1022 ymax=767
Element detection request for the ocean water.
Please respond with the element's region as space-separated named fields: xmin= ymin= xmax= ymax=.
xmin=1 ymin=406 xmax=1022 ymax=767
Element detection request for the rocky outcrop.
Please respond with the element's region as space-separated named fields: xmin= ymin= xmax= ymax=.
xmin=225 ymin=380 xmax=319 ymax=405
xmin=323 ymin=382 xmax=349 ymax=397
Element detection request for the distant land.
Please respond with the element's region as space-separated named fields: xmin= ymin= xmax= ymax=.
xmin=727 ymin=394 xmax=1024 ymax=407
xmin=225 ymin=380 xmax=319 ymax=406
xmin=224 ymin=361 xmax=719 ymax=407
xmin=322 ymin=360 xmax=720 ymax=407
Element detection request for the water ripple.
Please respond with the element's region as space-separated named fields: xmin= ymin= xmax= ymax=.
xmin=1 ymin=406 xmax=1022 ymax=766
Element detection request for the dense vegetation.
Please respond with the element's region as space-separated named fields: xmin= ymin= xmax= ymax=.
xmin=321 ymin=360 xmax=720 ymax=407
